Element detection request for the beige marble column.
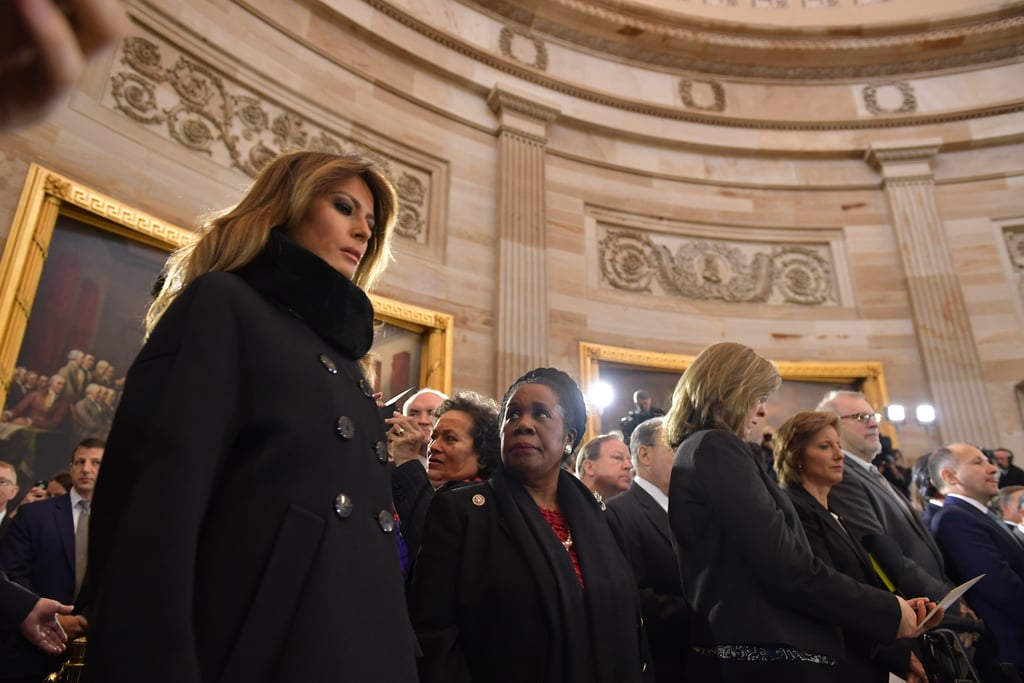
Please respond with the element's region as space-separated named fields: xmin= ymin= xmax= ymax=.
xmin=867 ymin=140 xmax=1000 ymax=446
xmin=487 ymin=86 xmax=560 ymax=397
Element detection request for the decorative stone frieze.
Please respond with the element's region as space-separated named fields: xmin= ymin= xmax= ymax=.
xmin=105 ymin=35 xmax=431 ymax=243
xmin=597 ymin=228 xmax=837 ymax=306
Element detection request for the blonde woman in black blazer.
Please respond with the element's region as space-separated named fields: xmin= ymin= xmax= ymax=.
xmin=666 ymin=342 xmax=926 ymax=683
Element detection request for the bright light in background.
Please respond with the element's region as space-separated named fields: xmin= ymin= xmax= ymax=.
xmin=916 ymin=404 xmax=936 ymax=424
xmin=884 ymin=404 xmax=906 ymax=423
xmin=588 ymin=381 xmax=615 ymax=411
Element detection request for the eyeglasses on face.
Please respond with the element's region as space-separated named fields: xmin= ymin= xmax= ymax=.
xmin=0 ymin=478 xmax=14 ymax=487
xmin=840 ymin=412 xmax=881 ymax=424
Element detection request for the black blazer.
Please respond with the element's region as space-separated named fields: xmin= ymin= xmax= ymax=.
xmin=83 ymin=234 xmax=418 ymax=683
xmin=668 ymin=429 xmax=901 ymax=663
xmin=408 ymin=469 xmax=651 ymax=683
xmin=606 ymin=482 xmax=689 ymax=683
xmin=784 ymin=485 xmax=912 ymax=682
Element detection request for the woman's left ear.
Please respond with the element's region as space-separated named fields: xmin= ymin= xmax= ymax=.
xmin=565 ymin=429 xmax=577 ymax=451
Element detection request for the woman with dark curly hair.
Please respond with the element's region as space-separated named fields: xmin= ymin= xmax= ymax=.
xmin=392 ymin=391 xmax=500 ymax=566
xmin=409 ymin=368 xmax=652 ymax=683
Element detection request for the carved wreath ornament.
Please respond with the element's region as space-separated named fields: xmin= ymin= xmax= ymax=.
xmin=598 ymin=229 xmax=835 ymax=306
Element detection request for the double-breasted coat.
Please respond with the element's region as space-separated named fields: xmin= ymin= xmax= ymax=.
xmin=83 ymin=231 xmax=418 ymax=683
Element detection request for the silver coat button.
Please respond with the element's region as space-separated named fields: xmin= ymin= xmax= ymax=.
xmin=358 ymin=379 xmax=374 ymax=398
xmin=334 ymin=494 xmax=353 ymax=519
xmin=318 ymin=353 xmax=338 ymax=374
xmin=377 ymin=509 xmax=395 ymax=533
xmin=336 ymin=416 xmax=355 ymax=440
xmin=374 ymin=441 xmax=388 ymax=463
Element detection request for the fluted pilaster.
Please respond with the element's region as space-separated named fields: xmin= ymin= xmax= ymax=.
xmin=867 ymin=141 xmax=999 ymax=446
xmin=488 ymin=86 xmax=560 ymax=397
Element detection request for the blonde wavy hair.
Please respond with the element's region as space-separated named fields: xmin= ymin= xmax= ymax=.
xmin=663 ymin=341 xmax=781 ymax=448
xmin=145 ymin=151 xmax=398 ymax=335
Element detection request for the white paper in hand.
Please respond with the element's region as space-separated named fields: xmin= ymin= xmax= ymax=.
xmin=912 ymin=574 xmax=984 ymax=635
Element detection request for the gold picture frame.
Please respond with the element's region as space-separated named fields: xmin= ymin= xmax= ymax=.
xmin=578 ymin=341 xmax=893 ymax=443
xmin=0 ymin=163 xmax=453 ymax=406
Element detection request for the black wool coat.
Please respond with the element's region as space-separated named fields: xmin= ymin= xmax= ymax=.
xmin=83 ymin=231 xmax=418 ymax=683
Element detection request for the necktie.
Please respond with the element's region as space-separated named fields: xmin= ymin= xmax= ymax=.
xmin=74 ymin=499 xmax=89 ymax=599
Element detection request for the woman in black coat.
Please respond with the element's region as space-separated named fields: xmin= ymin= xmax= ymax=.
xmin=391 ymin=390 xmax=500 ymax=574
xmin=774 ymin=410 xmax=928 ymax=683
xmin=666 ymin=342 xmax=925 ymax=683
xmin=408 ymin=368 xmax=652 ymax=683
xmin=83 ymin=152 xmax=418 ymax=683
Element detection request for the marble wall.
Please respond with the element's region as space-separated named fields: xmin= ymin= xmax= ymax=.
xmin=0 ymin=0 xmax=1021 ymax=458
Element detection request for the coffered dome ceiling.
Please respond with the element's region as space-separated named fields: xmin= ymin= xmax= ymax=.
xmin=467 ymin=0 xmax=1024 ymax=76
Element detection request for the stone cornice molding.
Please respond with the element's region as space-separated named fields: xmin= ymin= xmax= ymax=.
xmin=469 ymin=0 xmax=1024 ymax=75
xmin=358 ymin=1 xmax=1024 ymax=132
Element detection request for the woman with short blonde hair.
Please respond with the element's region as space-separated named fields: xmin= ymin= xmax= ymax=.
xmin=667 ymin=342 xmax=924 ymax=682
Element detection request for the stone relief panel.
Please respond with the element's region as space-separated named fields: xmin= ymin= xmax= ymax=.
xmin=499 ymin=26 xmax=549 ymax=71
xmin=752 ymin=0 xmax=788 ymax=7
xmin=1005 ymin=225 xmax=1024 ymax=304
xmin=103 ymin=35 xmax=432 ymax=245
xmin=597 ymin=227 xmax=838 ymax=306
xmin=862 ymin=81 xmax=917 ymax=115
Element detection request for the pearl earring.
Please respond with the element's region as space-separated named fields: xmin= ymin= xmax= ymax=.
xmin=564 ymin=445 xmax=572 ymax=454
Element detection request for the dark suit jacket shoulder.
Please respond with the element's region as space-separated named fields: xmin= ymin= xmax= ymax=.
xmin=0 ymin=494 xmax=75 ymax=602
xmin=0 ymin=571 xmax=38 ymax=633
xmin=606 ymin=482 xmax=688 ymax=683
xmin=931 ymin=496 xmax=1024 ymax=665
xmin=669 ymin=429 xmax=900 ymax=659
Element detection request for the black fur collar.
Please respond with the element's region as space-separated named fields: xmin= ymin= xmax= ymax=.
xmin=235 ymin=228 xmax=375 ymax=358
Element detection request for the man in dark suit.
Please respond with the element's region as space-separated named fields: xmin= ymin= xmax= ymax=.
xmin=995 ymin=485 xmax=1024 ymax=547
xmin=994 ymin=448 xmax=1024 ymax=487
xmin=0 ymin=438 xmax=103 ymax=683
xmin=606 ymin=417 xmax=689 ymax=682
xmin=817 ymin=390 xmax=951 ymax=601
xmin=931 ymin=444 xmax=1024 ymax=678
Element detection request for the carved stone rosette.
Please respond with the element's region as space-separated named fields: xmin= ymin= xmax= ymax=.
xmin=597 ymin=228 xmax=836 ymax=306
xmin=106 ymin=35 xmax=430 ymax=242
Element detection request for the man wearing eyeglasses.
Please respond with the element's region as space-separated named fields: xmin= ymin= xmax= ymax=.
xmin=816 ymin=390 xmax=951 ymax=602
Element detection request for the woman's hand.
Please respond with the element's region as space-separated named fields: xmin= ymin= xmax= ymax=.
xmin=908 ymin=597 xmax=944 ymax=634
xmin=895 ymin=597 xmax=921 ymax=638
xmin=385 ymin=411 xmax=427 ymax=466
